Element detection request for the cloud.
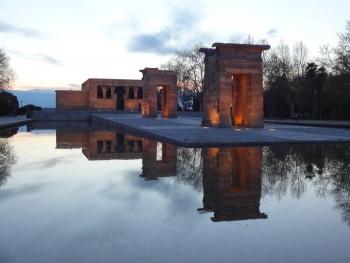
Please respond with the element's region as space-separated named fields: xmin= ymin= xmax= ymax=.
xmin=0 ymin=183 xmax=47 ymax=201
xmin=128 ymin=6 xmax=202 ymax=55
xmin=9 ymin=50 xmax=62 ymax=66
xmin=15 ymin=155 xmax=75 ymax=171
xmin=0 ymin=20 xmax=43 ymax=38
xmin=229 ymin=32 xmax=246 ymax=43
xmin=103 ymin=19 xmax=140 ymax=39
xmin=39 ymin=55 xmax=61 ymax=65
xmin=67 ymin=83 xmax=81 ymax=89
xmin=130 ymin=33 xmax=176 ymax=54
xmin=266 ymin=28 xmax=278 ymax=38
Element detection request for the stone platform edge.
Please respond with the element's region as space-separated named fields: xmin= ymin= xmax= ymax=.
xmin=265 ymin=119 xmax=350 ymax=129
xmin=90 ymin=115 xmax=350 ymax=148
xmin=0 ymin=118 xmax=32 ymax=130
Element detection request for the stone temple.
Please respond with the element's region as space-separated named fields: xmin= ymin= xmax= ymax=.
xmin=56 ymin=43 xmax=269 ymax=128
xmin=200 ymin=43 xmax=270 ymax=128
xmin=56 ymin=68 xmax=178 ymax=119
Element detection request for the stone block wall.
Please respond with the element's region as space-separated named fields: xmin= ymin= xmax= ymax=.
xmin=82 ymin=78 xmax=143 ymax=111
xmin=82 ymin=131 xmax=143 ymax=160
xmin=56 ymin=90 xmax=89 ymax=110
xmin=56 ymin=130 xmax=89 ymax=149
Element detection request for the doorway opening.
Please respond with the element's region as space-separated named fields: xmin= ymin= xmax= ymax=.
xmin=115 ymin=87 xmax=125 ymax=110
xmin=157 ymin=86 xmax=170 ymax=118
xmin=231 ymin=74 xmax=249 ymax=127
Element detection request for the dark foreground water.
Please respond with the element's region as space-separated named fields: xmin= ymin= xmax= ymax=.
xmin=0 ymin=126 xmax=350 ymax=263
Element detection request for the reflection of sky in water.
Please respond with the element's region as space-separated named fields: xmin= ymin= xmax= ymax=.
xmin=0 ymin=131 xmax=349 ymax=263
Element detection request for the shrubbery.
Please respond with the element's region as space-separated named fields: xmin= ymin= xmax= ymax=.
xmin=0 ymin=91 xmax=18 ymax=116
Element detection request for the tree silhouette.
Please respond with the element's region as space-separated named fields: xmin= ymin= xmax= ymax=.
xmin=0 ymin=138 xmax=16 ymax=187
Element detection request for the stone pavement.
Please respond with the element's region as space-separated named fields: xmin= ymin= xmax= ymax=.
xmin=91 ymin=113 xmax=350 ymax=147
xmin=0 ymin=116 xmax=31 ymax=130
xmin=265 ymin=119 xmax=350 ymax=128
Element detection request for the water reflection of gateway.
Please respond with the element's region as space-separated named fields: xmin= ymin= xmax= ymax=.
xmin=56 ymin=130 xmax=266 ymax=222
xmin=199 ymin=147 xmax=267 ymax=222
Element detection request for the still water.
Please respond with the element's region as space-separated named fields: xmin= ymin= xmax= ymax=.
xmin=0 ymin=125 xmax=350 ymax=263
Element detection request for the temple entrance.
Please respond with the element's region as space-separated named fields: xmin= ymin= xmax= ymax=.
xmin=157 ymin=86 xmax=170 ymax=118
xmin=115 ymin=87 xmax=125 ymax=110
xmin=157 ymin=86 xmax=163 ymax=111
xmin=140 ymin=68 xmax=177 ymax=118
xmin=231 ymin=74 xmax=249 ymax=127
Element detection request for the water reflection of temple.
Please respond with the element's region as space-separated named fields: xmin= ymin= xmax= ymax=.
xmin=56 ymin=130 xmax=266 ymax=222
xmin=199 ymin=147 xmax=267 ymax=222
xmin=56 ymin=130 xmax=176 ymax=179
xmin=140 ymin=140 xmax=177 ymax=180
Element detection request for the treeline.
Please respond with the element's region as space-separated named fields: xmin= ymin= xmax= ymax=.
xmin=163 ymin=20 xmax=350 ymax=120
xmin=264 ymin=20 xmax=350 ymax=119
xmin=0 ymin=49 xmax=42 ymax=116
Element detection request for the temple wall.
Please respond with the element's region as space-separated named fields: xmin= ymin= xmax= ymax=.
xmin=125 ymin=99 xmax=142 ymax=112
xmin=82 ymin=78 xmax=143 ymax=111
xmin=202 ymin=55 xmax=219 ymax=126
xmin=56 ymin=90 xmax=89 ymax=111
xmin=83 ymin=131 xmax=143 ymax=160
xmin=56 ymin=130 xmax=89 ymax=149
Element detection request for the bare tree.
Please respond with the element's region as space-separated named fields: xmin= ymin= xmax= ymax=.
xmin=0 ymin=49 xmax=15 ymax=91
xmin=333 ymin=20 xmax=350 ymax=73
xmin=292 ymin=41 xmax=309 ymax=77
xmin=317 ymin=20 xmax=350 ymax=74
xmin=162 ymin=43 xmax=205 ymax=94
xmin=264 ymin=40 xmax=296 ymax=118
xmin=161 ymin=43 xmax=205 ymax=110
xmin=0 ymin=138 xmax=16 ymax=187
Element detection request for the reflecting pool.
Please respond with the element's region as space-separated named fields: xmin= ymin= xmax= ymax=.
xmin=0 ymin=125 xmax=350 ymax=263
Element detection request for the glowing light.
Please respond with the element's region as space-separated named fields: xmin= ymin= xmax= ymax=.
xmin=235 ymin=116 xmax=243 ymax=126
xmin=234 ymin=128 xmax=241 ymax=131
xmin=269 ymin=128 xmax=276 ymax=131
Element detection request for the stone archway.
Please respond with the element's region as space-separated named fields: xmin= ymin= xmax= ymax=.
xmin=140 ymin=68 xmax=177 ymax=118
xmin=200 ymin=43 xmax=270 ymax=128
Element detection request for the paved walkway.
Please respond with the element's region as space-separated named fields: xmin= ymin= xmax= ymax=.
xmin=91 ymin=113 xmax=350 ymax=147
xmin=0 ymin=116 xmax=31 ymax=129
xmin=265 ymin=118 xmax=350 ymax=128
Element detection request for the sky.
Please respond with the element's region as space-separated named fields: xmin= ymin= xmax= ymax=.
xmin=0 ymin=0 xmax=349 ymax=90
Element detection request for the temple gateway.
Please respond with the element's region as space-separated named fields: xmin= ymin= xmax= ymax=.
xmin=56 ymin=43 xmax=269 ymax=128
xmin=200 ymin=43 xmax=270 ymax=128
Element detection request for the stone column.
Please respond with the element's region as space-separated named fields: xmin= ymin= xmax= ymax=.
xmin=247 ymin=73 xmax=264 ymax=127
xmin=102 ymin=87 xmax=106 ymax=99
xmin=218 ymin=72 xmax=233 ymax=127
xmin=142 ymin=84 xmax=157 ymax=118
xmin=162 ymin=85 xmax=177 ymax=118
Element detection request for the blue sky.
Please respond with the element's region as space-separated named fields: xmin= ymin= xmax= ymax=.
xmin=0 ymin=0 xmax=349 ymax=90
